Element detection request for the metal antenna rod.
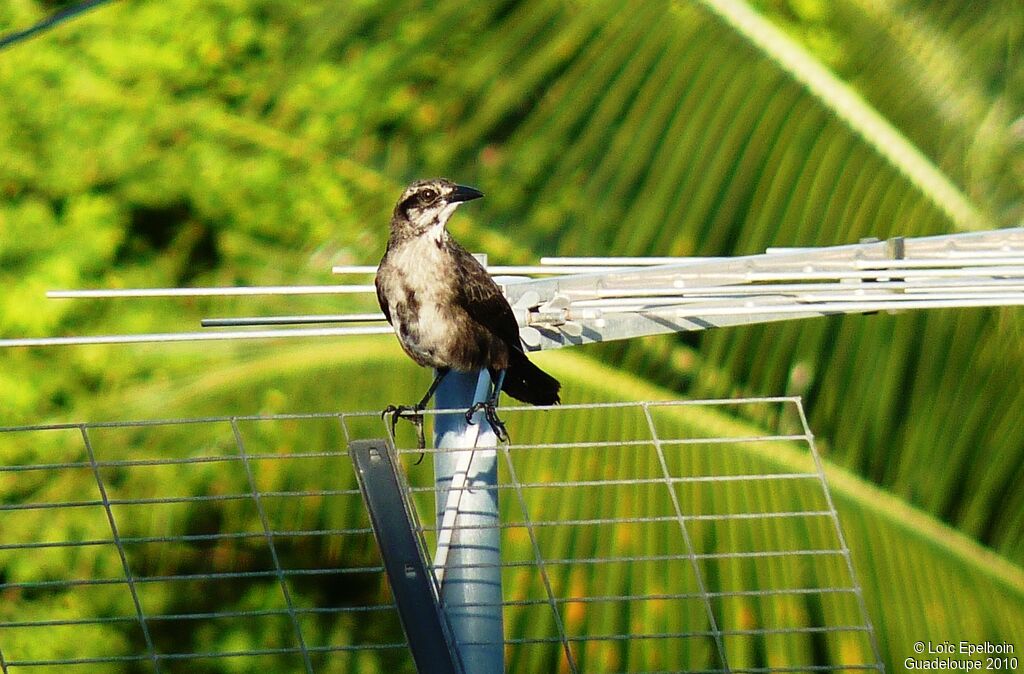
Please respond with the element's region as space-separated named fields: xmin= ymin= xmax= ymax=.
xmin=201 ymin=314 xmax=387 ymax=328
xmin=5 ymin=227 xmax=1019 ymax=353
xmin=0 ymin=326 xmax=393 ymax=348
xmin=47 ymin=285 xmax=376 ymax=298
xmin=331 ymin=264 xmax=636 ymax=275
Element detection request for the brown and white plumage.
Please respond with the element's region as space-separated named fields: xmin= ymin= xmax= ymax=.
xmin=375 ymin=179 xmax=560 ymax=440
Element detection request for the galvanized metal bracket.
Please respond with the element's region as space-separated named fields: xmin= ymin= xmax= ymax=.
xmin=349 ymin=439 xmax=464 ymax=674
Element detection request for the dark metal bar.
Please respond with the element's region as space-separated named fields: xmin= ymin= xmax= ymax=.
xmin=0 ymin=0 xmax=117 ymax=51
xmin=201 ymin=313 xmax=386 ymax=327
xmin=349 ymin=439 xmax=464 ymax=674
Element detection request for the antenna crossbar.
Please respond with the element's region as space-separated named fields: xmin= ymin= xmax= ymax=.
xmin=4 ymin=227 xmax=1020 ymax=349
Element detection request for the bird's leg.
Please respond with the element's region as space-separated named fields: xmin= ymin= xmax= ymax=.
xmin=417 ymin=367 xmax=450 ymax=409
xmin=382 ymin=368 xmax=450 ymax=450
xmin=465 ymin=369 xmax=509 ymax=443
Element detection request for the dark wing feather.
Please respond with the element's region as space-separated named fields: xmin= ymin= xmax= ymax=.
xmin=450 ymin=243 xmax=521 ymax=349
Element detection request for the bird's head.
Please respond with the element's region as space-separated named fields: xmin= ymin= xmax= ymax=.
xmin=390 ymin=178 xmax=484 ymax=242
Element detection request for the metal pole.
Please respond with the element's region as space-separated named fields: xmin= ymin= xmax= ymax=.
xmin=433 ymin=369 xmax=504 ymax=673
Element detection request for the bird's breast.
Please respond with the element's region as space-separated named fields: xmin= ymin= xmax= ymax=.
xmin=384 ymin=237 xmax=451 ymax=293
xmin=379 ymin=238 xmax=465 ymax=368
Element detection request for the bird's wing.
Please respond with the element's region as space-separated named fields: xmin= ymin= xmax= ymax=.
xmin=451 ymin=244 xmax=522 ymax=349
xmin=374 ymin=275 xmax=392 ymax=325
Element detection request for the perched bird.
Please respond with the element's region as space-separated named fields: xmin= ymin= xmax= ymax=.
xmin=375 ymin=178 xmax=561 ymax=443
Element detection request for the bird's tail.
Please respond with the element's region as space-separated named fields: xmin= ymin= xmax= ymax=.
xmin=499 ymin=350 xmax=561 ymax=406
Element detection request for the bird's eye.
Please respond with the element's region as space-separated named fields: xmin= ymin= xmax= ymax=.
xmin=420 ymin=189 xmax=437 ymax=203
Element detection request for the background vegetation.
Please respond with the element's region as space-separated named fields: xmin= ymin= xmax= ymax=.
xmin=1 ymin=0 xmax=1022 ymax=671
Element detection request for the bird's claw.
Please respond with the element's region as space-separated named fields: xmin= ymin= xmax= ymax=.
xmin=381 ymin=404 xmax=427 ymax=450
xmin=465 ymin=401 xmax=509 ymax=443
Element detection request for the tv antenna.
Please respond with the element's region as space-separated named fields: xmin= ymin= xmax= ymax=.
xmin=3 ymin=226 xmax=1022 ymax=671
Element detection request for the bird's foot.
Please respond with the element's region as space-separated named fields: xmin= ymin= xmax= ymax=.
xmin=465 ymin=401 xmax=509 ymax=443
xmin=381 ymin=404 xmax=426 ymax=450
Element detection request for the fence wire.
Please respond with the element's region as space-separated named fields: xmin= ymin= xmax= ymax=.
xmin=0 ymin=398 xmax=882 ymax=673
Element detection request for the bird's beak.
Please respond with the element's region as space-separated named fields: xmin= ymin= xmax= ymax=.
xmin=449 ymin=184 xmax=484 ymax=203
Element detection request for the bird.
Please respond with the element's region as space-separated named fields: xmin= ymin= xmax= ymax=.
xmin=375 ymin=178 xmax=561 ymax=445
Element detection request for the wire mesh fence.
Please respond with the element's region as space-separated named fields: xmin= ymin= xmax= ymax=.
xmin=0 ymin=398 xmax=882 ymax=673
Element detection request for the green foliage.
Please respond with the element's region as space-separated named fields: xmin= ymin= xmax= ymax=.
xmin=1 ymin=0 xmax=1022 ymax=671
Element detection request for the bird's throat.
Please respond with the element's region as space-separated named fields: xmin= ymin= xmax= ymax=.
xmin=431 ymin=203 xmax=460 ymax=244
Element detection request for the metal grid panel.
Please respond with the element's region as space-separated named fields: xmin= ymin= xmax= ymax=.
xmin=0 ymin=399 xmax=882 ymax=673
